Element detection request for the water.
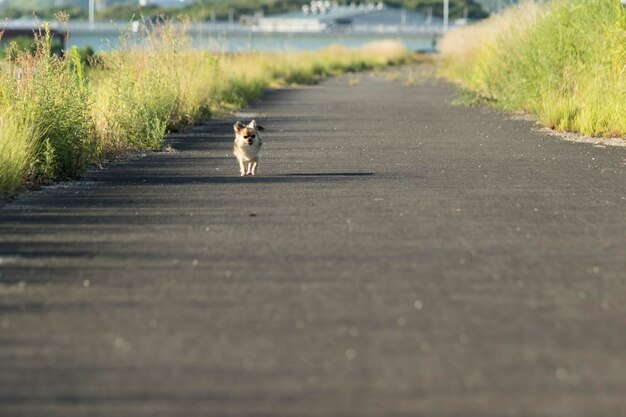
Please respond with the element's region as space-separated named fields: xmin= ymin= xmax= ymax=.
xmin=66 ymin=30 xmax=436 ymax=53
xmin=1 ymin=19 xmax=438 ymax=53
xmin=2 ymin=19 xmax=438 ymax=53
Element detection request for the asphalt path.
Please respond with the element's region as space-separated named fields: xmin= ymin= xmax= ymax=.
xmin=1 ymin=68 xmax=626 ymax=417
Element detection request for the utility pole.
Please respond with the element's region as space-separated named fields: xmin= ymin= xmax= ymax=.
xmin=89 ymin=0 xmax=95 ymax=30
xmin=443 ymin=0 xmax=449 ymax=33
xmin=228 ymin=8 xmax=234 ymax=30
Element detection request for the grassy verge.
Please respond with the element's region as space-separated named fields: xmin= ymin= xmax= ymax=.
xmin=0 ymin=21 xmax=412 ymax=196
xmin=438 ymin=0 xmax=626 ymax=138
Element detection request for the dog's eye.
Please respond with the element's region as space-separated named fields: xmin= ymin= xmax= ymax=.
xmin=250 ymin=135 xmax=256 ymax=139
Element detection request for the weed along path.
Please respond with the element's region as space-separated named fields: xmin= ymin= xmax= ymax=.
xmin=2 ymin=69 xmax=626 ymax=417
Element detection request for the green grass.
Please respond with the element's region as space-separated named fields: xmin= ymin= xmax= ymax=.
xmin=0 ymin=113 xmax=37 ymax=193
xmin=439 ymin=0 xmax=626 ymax=138
xmin=0 ymin=21 xmax=412 ymax=196
xmin=0 ymin=25 xmax=94 ymax=190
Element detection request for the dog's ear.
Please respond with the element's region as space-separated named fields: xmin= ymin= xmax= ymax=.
xmin=233 ymin=121 xmax=245 ymax=133
xmin=247 ymin=120 xmax=264 ymax=131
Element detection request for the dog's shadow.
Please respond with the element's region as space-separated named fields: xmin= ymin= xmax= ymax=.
xmin=201 ymin=172 xmax=376 ymax=184
xmin=89 ymin=172 xmax=376 ymax=187
xmin=244 ymin=172 xmax=376 ymax=182
xmin=284 ymin=172 xmax=374 ymax=177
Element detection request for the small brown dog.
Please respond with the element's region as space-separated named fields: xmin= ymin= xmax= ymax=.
xmin=233 ymin=120 xmax=264 ymax=176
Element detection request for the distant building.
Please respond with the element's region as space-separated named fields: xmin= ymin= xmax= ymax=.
xmin=258 ymin=1 xmax=442 ymax=33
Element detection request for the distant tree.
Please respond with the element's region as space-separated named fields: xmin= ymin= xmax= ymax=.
xmin=96 ymin=3 xmax=166 ymax=20
xmin=2 ymin=6 xmax=25 ymax=19
xmin=42 ymin=6 xmax=88 ymax=19
xmin=0 ymin=5 xmax=87 ymax=19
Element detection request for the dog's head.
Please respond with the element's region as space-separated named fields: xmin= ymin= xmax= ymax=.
xmin=234 ymin=120 xmax=264 ymax=146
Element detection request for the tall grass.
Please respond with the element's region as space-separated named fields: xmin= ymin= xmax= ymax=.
xmin=0 ymin=113 xmax=37 ymax=192
xmin=439 ymin=0 xmax=626 ymax=137
xmin=0 ymin=22 xmax=411 ymax=196
xmin=0 ymin=24 xmax=93 ymax=191
xmin=90 ymin=24 xmax=185 ymax=154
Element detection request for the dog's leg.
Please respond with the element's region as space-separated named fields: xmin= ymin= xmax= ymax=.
xmin=249 ymin=157 xmax=258 ymax=176
xmin=238 ymin=159 xmax=247 ymax=176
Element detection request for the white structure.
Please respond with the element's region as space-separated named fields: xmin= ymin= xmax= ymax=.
xmin=258 ymin=1 xmax=442 ymax=33
xmin=259 ymin=1 xmax=387 ymax=32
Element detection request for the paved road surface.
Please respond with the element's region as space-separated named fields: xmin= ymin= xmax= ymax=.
xmin=1 ymin=69 xmax=626 ymax=417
